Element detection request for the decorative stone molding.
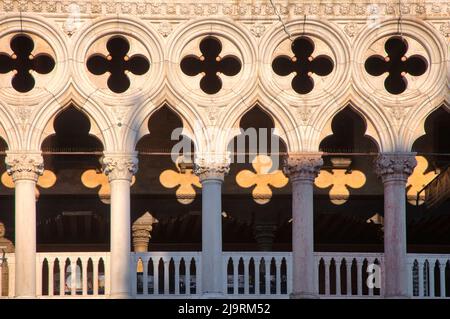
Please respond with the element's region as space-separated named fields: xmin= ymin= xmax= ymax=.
xmin=194 ymin=153 xmax=230 ymax=182
xmin=132 ymin=212 xmax=158 ymax=252
xmin=101 ymin=154 xmax=138 ymax=182
xmin=282 ymin=153 xmax=323 ymax=182
xmin=2 ymin=1 xmax=447 ymax=18
xmin=374 ymin=153 xmax=417 ymax=183
xmin=5 ymin=152 xmax=44 ymax=182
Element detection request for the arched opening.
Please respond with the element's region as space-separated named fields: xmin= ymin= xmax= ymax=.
xmin=315 ymin=106 xmax=382 ymax=252
xmin=37 ymin=105 xmax=107 ymax=251
xmin=224 ymin=106 xmax=289 ymax=253
xmin=133 ymin=105 xmax=198 ymax=252
xmin=0 ymin=135 xmax=13 ymax=297
xmin=409 ymin=106 xmax=450 ymax=253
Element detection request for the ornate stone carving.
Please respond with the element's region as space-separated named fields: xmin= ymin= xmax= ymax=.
xmin=0 ymin=221 xmax=14 ymax=253
xmin=282 ymin=153 xmax=323 ymax=182
xmin=102 ymin=154 xmax=138 ymax=181
xmin=344 ymin=23 xmax=360 ymax=37
xmin=5 ymin=152 xmax=44 ymax=182
xmin=250 ymin=23 xmax=266 ymax=38
xmin=254 ymin=223 xmax=277 ymax=251
xmin=157 ymin=22 xmax=173 ymax=37
xmin=297 ymin=106 xmax=312 ymax=125
xmin=194 ymin=153 xmax=230 ymax=181
xmin=0 ymin=1 xmax=446 ymax=18
xmin=132 ymin=212 xmax=158 ymax=252
xmin=440 ymin=22 xmax=450 ymax=37
xmin=374 ymin=153 xmax=417 ymax=183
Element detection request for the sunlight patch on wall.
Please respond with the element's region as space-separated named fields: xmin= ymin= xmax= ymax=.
xmin=81 ymin=169 xmax=136 ymax=204
xmin=1 ymin=169 xmax=57 ymax=198
xmin=406 ymin=156 xmax=437 ymax=205
xmin=159 ymin=158 xmax=201 ymax=205
xmin=236 ymin=154 xmax=288 ymax=205
xmin=315 ymin=164 xmax=366 ymax=205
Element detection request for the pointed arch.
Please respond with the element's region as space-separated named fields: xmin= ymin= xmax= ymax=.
xmin=309 ymin=92 xmax=394 ymax=152
xmin=0 ymin=100 xmax=19 ymax=150
xmin=26 ymin=87 xmax=117 ymax=152
xmin=402 ymin=100 xmax=450 ymax=152
xmin=217 ymin=89 xmax=300 ymax=154
xmin=126 ymin=96 xmax=205 ymax=154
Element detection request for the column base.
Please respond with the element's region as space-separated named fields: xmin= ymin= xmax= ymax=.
xmin=14 ymin=295 xmax=37 ymax=299
xmin=201 ymin=292 xmax=225 ymax=299
xmin=384 ymin=294 xmax=411 ymax=299
xmin=290 ymin=292 xmax=318 ymax=299
xmin=110 ymin=292 xmax=132 ymax=299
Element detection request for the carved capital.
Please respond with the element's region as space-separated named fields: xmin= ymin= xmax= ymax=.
xmin=101 ymin=153 xmax=138 ymax=182
xmin=5 ymin=152 xmax=44 ymax=182
xmin=132 ymin=212 xmax=158 ymax=252
xmin=282 ymin=153 xmax=323 ymax=182
xmin=374 ymin=152 xmax=417 ymax=183
xmin=194 ymin=153 xmax=230 ymax=182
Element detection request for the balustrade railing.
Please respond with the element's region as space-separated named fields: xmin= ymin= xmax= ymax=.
xmin=408 ymin=254 xmax=450 ymax=298
xmin=223 ymin=252 xmax=292 ymax=298
xmin=36 ymin=252 xmax=110 ymax=298
xmin=0 ymin=252 xmax=449 ymax=298
xmin=132 ymin=252 xmax=201 ymax=298
xmin=316 ymin=253 xmax=384 ymax=298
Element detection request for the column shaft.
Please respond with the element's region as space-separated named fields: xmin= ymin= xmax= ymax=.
xmin=283 ymin=153 xmax=322 ymax=299
xmin=6 ymin=152 xmax=43 ymax=298
xmin=102 ymin=154 xmax=138 ymax=299
xmin=201 ymin=178 xmax=223 ymax=295
xmin=194 ymin=154 xmax=229 ymax=297
xmin=110 ymin=179 xmax=131 ymax=298
xmin=375 ymin=153 xmax=416 ymax=298
xmin=14 ymin=180 xmax=37 ymax=297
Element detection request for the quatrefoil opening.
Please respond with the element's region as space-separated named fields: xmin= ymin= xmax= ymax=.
xmin=86 ymin=36 xmax=150 ymax=93
xmin=272 ymin=36 xmax=334 ymax=94
xmin=364 ymin=36 xmax=428 ymax=94
xmin=0 ymin=34 xmax=55 ymax=92
xmin=180 ymin=36 xmax=242 ymax=94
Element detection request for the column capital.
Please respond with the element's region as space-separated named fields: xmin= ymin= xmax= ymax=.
xmin=374 ymin=152 xmax=417 ymax=183
xmin=5 ymin=151 xmax=43 ymax=182
xmin=282 ymin=152 xmax=323 ymax=182
xmin=194 ymin=152 xmax=230 ymax=182
xmin=101 ymin=153 xmax=138 ymax=182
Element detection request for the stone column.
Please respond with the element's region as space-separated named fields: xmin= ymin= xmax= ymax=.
xmin=283 ymin=153 xmax=323 ymax=299
xmin=5 ymin=152 xmax=43 ymax=298
xmin=102 ymin=153 xmax=138 ymax=299
xmin=254 ymin=223 xmax=277 ymax=251
xmin=194 ymin=154 xmax=230 ymax=297
xmin=132 ymin=212 xmax=158 ymax=252
xmin=375 ymin=152 xmax=416 ymax=298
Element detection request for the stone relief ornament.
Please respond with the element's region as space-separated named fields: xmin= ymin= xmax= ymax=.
xmin=157 ymin=22 xmax=173 ymax=37
xmin=250 ymin=23 xmax=266 ymax=38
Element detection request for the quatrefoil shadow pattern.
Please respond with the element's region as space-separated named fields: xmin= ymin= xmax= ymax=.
xmin=180 ymin=36 xmax=242 ymax=94
xmin=364 ymin=36 xmax=428 ymax=95
xmin=272 ymin=36 xmax=334 ymax=94
xmin=86 ymin=36 xmax=150 ymax=93
xmin=0 ymin=34 xmax=55 ymax=92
